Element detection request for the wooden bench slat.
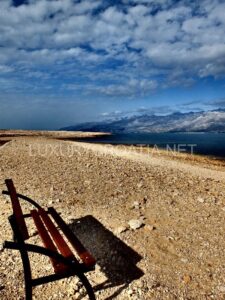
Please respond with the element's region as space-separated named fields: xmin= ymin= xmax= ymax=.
xmin=3 ymin=179 xmax=96 ymax=299
xmin=38 ymin=208 xmax=75 ymax=260
xmin=5 ymin=179 xmax=29 ymax=240
xmin=48 ymin=207 xmax=96 ymax=268
xmin=31 ymin=209 xmax=68 ymax=274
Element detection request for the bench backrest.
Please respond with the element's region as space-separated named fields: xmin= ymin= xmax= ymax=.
xmin=5 ymin=179 xmax=29 ymax=240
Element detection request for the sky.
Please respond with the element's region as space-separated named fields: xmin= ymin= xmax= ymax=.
xmin=0 ymin=0 xmax=225 ymax=129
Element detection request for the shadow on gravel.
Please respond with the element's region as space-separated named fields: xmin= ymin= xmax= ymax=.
xmin=0 ymin=140 xmax=10 ymax=147
xmin=69 ymin=215 xmax=144 ymax=299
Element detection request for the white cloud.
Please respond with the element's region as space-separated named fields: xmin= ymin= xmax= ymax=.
xmin=0 ymin=0 xmax=225 ymax=97
xmin=64 ymin=77 xmax=158 ymax=97
xmin=0 ymin=64 xmax=14 ymax=73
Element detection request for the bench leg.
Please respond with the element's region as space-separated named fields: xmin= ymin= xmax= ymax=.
xmin=4 ymin=241 xmax=95 ymax=300
xmin=23 ymin=243 xmax=96 ymax=300
xmin=20 ymin=247 xmax=32 ymax=300
xmin=25 ymin=283 xmax=32 ymax=300
xmin=77 ymin=272 xmax=96 ymax=300
xmin=7 ymin=216 xmax=33 ymax=299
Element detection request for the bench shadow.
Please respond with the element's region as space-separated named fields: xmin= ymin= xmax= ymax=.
xmin=0 ymin=140 xmax=10 ymax=147
xmin=2 ymin=189 xmax=144 ymax=299
xmin=68 ymin=215 xmax=144 ymax=299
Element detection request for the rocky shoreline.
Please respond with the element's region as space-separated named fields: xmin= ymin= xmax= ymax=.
xmin=0 ymin=136 xmax=225 ymax=299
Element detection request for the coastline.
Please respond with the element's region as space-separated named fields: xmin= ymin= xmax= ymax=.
xmin=62 ymin=138 xmax=225 ymax=171
xmin=65 ymin=131 xmax=225 ymax=162
xmin=0 ymin=129 xmax=111 ymax=139
xmin=1 ymin=130 xmax=225 ymax=170
xmin=1 ymin=134 xmax=225 ymax=175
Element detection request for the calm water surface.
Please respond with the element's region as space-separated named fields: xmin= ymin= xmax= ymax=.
xmin=74 ymin=132 xmax=225 ymax=159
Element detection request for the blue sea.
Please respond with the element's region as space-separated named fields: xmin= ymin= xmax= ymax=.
xmin=75 ymin=132 xmax=225 ymax=159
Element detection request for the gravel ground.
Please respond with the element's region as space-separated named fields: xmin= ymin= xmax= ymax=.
xmin=0 ymin=137 xmax=225 ymax=300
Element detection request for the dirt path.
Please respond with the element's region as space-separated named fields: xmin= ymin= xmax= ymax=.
xmin=70 ymin=141 xmax=225 ymax=182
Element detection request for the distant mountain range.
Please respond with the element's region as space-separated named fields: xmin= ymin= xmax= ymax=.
xmin=61 ymin=109 xmax=225 ymax=133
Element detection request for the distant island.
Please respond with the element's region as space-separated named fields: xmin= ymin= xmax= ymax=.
xmin=61 ymin=109 xmax=225 ymax=133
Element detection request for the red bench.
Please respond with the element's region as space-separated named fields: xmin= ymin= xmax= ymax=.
xmin=2 ymin=179 xmax=96 ymax=300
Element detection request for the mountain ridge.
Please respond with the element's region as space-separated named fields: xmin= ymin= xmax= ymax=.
xmin=61 ymin=109 xmax=225 ymax=133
